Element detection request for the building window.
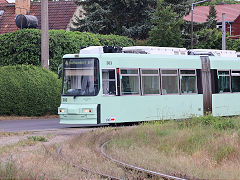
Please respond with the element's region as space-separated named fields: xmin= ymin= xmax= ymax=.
xmin=120 ymin=69 xmax=140 ymax=95
xmin=0 ymin=10 xmax=4 ymax=17
xmin=141 ymin=69 xmax=160 ymax=95
xmin=102 ymin=69 xmax=116 ymax=95
xmin=231 ymin=70 xmax=240 ymax=92
xmin=161 ymin=69 xmax=179 ymax=94
xmin=180 ymin=70 xmax=197 ymax=94
xmin=218 ymin=70 xmax=230 ymax=93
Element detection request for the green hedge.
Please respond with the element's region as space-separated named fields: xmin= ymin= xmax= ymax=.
xmin=0 ymin=65 xmax=61 ymax=116
xmin=0 ymin=29 xmax=134 ymax=72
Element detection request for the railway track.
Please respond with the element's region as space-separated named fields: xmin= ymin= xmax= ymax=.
xmin=42 ymin=137 xmax=198 ymax=180
xmin=100 ymin=140 xmax=188 ymax=180
xmin=42 ymin=144 xmax=121 ymax=179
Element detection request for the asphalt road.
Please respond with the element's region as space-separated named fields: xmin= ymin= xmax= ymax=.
xmin=0 ymin=118 xmax=106 ymax=132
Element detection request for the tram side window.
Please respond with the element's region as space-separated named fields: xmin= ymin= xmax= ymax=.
xmin=218 ymin=70 xmax=230 ymax=93
xmin=141 ymin=69 xmax=160 ymax=95
xmin=120 ymin=69 xmax=140 ymax=95
xmin=231 ymin=70 xmax=240 ymax=92
xmin=102 ymin=69 xmax=116 ymax=95
xmin=161 ymin=70 xmax=179 ymax=94
xmin=180 ymin=70 xmax=197 ymax=94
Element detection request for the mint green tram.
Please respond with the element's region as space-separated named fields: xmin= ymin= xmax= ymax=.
xmin=58 ymin=46 xmax=240 ymax=124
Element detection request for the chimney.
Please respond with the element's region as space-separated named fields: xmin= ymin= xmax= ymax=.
xmin=15 ymin=0 xmax=30 ymax=15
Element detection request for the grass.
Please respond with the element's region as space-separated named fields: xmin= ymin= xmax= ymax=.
xmin=2 ymin=115 xmax=240 ymax=179
xmin=27 ymin=136 xmax=47 ymax=142
xmin=107 ymin=115 xmax=240 ymax=179
xmin=0 ymin=156 xmax=26 ymax=179
xmin=0 ymin=131 xmax=31 ymax=137
xmin=0 ymin=136 xmax=48 ymax=156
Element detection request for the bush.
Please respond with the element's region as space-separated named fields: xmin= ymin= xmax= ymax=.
xmin=0 ymin=65 xmax=61 ymax=116
xmin=232 ymin=39 xmax=240 ymax=52
xmin=0 ymin=29 xmax=134 ymax=72
xmin=194 ymin=28 xmax=234 ymax=50
xmin=178 ymin=115 xmax=238 ymax=130
xmin=96 ymin=34 xmax=134 ymax=47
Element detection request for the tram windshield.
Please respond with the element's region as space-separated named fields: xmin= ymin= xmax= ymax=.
xmin=62 ymin=58 xmax=99 ymax=96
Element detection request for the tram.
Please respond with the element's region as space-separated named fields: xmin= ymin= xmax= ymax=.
xmin=58 ymin=46 xmax=240 ymax=124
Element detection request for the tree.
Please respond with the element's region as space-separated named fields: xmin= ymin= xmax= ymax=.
xmin=148 ymin=0 xmax=184 ymax=47
xmin=194 ymin=28 xmax=233 ymax=49
xmin=161 ymin=0 xmax=190 ymax=18
xmin=70 ymin=0 xmax=156 ymax=39
xmin=206 ymin=5 xmax=217 ymax=29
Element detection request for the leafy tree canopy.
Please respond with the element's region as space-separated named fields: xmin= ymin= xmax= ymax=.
xmin=70 ymin=0 xmax=156 ymax=39
xmin=148 ymin=0 xmax=184 ymax=47
xmin=206 ymin=5 xmax=217 ymax=29
xmin=161 ymin=0 xmax=191 ymax=18
xmin=194 ymin=28 xmax=233 ymax=50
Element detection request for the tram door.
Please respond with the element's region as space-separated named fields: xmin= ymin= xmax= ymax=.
xmin=201 ymin=56 xmax=212 ymax=114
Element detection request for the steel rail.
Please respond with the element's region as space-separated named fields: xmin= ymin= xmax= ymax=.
xmin=101 ymin=140 xmax=187 ymax=180
xmin=42 ymin=144 xmax=121 ymax=180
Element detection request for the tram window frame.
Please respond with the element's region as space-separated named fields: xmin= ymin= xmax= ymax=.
xmin=180 ymin=69 xmax=197 ymax=94
xmin=161 ymin=69 xmax=179 ymax=95
xmin=217 ymin=70 xmax=231 ymax=93
xmin=140 ymin=69 xmax=160 ymax=95
xmin=102 ymin=69 xmax=117 ymax=96
xmin=120 ymin=68 xmax=140 ymax=96
xmin=231 ymin=70 xmax=240 ymax=93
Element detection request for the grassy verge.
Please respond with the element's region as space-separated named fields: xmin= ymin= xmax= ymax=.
xmin=0 ymin=115 xmax=59 ymax=121
xmin=2 ymin=116 xmax=240 ymax=179
xmin=107 ymin=115 xmax=240 ymax=179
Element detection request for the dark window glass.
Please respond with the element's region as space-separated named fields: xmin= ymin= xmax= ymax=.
xmin=218 ymin=71 xmax=229 ymax=75
xmin=217 ymin=70 xmax=230 ymax=93
xmin=121 ymin=76 xmax=139 ymax=95
xmin=102 ymin=69 xmax=116 ymax=95
xmin=63 ymin=58 xmax=99 ymax=96
xmin=181 ymin=76 xmax=197 ymax=93
xmin=162 ymin=76 xmax=178 ymax=94
xmin=232 ymin=71 xmax=240 ymax=76
xmin=161 ymin=70 xmax=177 ymax=74
xmin=180 ymin=70 xmax=196 ymax=74
xmin=121 ymin=70 xmax=138 ymax=74
xmin=142 ymin=70 xmax=158 ymax=75
xmin=218 ymin=76 xmax=230 ymax=92
xmin=142 ymin=76 xmax=160 ymax=95
xmin=232 ymin=76 xmax=240 ymax=92
xmin=180 ymin=70 xmax=197 ymax=94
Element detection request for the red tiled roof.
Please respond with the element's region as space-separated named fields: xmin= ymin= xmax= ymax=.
xmin=0 ymin=1 xmax=77 ymax=34
xmin=0 ymin=0 xmax=8 ymax=4
xmin=184 ymin=4 xmax=240 ymax=23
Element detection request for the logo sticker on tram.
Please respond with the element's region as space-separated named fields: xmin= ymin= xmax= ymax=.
xmin=106 ymin=116 xmax=116 ymax=122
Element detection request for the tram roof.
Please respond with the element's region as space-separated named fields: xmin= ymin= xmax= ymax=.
xmin=63 ymin=46 xmax=240 ymax=59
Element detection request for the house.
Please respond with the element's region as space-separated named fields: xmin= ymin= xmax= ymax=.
xmin=0 ymin=0 xmax=8 ymax=3
xmin=184 ymin=4 xmax=240 ymax=39
xmin=0 ymin=0 xmax=78 ymax=34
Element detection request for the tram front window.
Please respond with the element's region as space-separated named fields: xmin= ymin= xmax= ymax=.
xmin=63 ymin=58 xmax=99 ymax=96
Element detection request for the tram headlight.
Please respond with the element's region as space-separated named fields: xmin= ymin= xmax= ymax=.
xmin=83 ymin=109 xmax=92 ymax=113
xmin=59 ymin=109 xmax=65 ymax=113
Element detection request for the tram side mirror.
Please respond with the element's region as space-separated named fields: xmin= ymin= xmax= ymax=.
xmin=58 ymin=63 xmax=63 ymax=79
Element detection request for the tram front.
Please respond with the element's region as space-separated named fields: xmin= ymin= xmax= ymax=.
xmin=58 ymin=56 xmax=101 ymax=124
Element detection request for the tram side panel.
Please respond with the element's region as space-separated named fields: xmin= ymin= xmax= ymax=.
xmin=210 ymin=57 xmax=240 ymax=117
xmin=212 ymin=94 xmax=240 ymax=116
xmin=100 ymin=95 xmax=203 ymax=123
